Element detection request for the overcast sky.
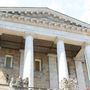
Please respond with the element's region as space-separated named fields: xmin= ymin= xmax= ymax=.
xmin=0 ymin=0 xmax=90 ymax=24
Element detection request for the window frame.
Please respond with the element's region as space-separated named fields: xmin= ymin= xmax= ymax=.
xmin=4 ymin=55 xmax=13 ymax=68
xmin=35 ymin=59 xmax=41 ymax=71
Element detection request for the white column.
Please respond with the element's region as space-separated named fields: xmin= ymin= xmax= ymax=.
xmin=0 ymin=33 xmax=2 ymax=47
xmin=75 ymin=60 xmax=86 ymax=90
xmin=23 ymin=35 xmax=34 ymax=88
xmin=19 ymin=50 xmax=24 ymax=77
xmin=57 ymin=40 xmax=69 ymax=88
xmin=48 ymin=54 xmax=58 ymax=89
xmin=85 ymin=44 xmax=90 ymax=80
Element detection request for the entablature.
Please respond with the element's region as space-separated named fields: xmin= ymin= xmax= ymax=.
xmin=0 ymin=20 xmax=90 ymax=46
xmin=0 ymin=7 xmax=90 ymax=36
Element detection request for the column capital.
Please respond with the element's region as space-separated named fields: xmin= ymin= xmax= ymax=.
xmin=83 ymin=42 xmax=90 ymax=46
xmin=48 ymin=54 xmax=57 ymax=58
xmin=54 ymin=37 xmax=64 ymax=44
xmin=23 ymin=32 xmax=34 ymax=39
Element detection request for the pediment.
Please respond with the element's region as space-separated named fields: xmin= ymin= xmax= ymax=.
xmin=0 ymin=7 xmax=90 ymax=35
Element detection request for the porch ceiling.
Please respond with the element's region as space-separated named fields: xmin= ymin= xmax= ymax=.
xmin=0 ymin=34 xmax=81 ymax=57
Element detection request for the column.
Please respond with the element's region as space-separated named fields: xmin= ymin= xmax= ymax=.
xmin=19 ymin=50 xmax=24 ymax=77
xmin=85 ymin=43 xmax=90 ymax=80
xmin=23 ymin=35 xmax=34 ymax=88
xmin=48 ymin=54 xmax=58 ymax=89
xmin=0 ymin=33 xmax=2 ymax=47
xmin=75 ymin=60 xmax=86 ymax=90
xmin=57 ymin=40 xmax=69 ymax=88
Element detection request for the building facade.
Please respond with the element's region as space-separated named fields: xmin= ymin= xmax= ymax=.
xmin=0 ymin=7 xmax=90 ymax=90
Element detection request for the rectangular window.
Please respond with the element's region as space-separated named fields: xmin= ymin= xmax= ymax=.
xmin=35 ymin=59 xmax=41 ymax=71
xmin=4 ymin=55 xmax=13 ymax=68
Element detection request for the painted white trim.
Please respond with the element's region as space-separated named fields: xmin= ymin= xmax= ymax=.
xmin=4 ymin=55 xmax=13 ymax=68
xmin=35 ymin=59 xmax=41 ymax=71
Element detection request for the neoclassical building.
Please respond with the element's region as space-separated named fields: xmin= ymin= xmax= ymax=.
xmin=0 ymin=7 xmax=90 ymax=90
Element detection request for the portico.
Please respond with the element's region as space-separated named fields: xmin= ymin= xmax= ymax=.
xmin=0 ymin=7 xmax=90 ymax=90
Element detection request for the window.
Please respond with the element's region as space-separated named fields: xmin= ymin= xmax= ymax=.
xmin=4 ymin=55 xmax=13 ymax=68
xmin=35 ymin=59 xmax=41 ymax=71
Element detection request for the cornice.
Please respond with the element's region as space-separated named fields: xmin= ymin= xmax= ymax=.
xmin=0 ymin=8 xmax=90 ymax=36
xmin=83 ymin=42 xmax=90 ymax=46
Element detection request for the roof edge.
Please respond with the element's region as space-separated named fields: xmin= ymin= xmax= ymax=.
xmin=0 ymin=7 xmax=90 ymax=28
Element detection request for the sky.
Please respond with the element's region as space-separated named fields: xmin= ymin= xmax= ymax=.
xmin=0 ymin=0 xmax=90 ymax=24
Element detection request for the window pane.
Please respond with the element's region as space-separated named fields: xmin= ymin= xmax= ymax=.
xmin=35 ymin=61 xmax=40 ymax=71
xmin=6 ymin=57 xmax=11 ymax=68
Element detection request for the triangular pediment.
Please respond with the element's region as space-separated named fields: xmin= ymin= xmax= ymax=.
xmin=0 ymin=7 xmax=90 ymax=35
